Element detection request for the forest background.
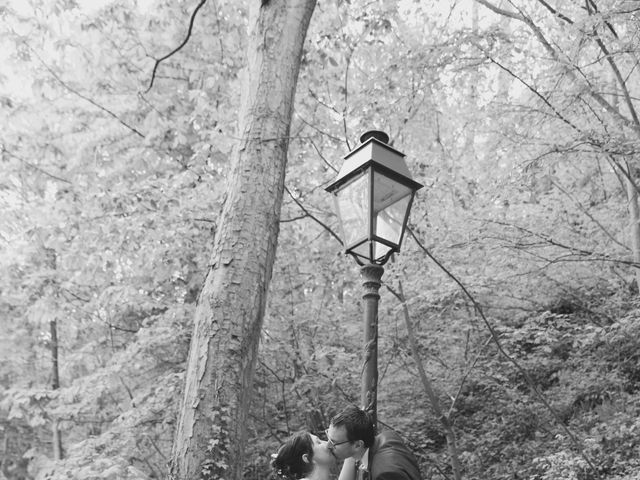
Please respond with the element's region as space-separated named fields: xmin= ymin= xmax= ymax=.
xmin=2 ymin=0 xmax=640 ymax=479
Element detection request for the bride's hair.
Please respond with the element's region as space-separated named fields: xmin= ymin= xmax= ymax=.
xmin=270 ymin=431 xmax=314 ymax=480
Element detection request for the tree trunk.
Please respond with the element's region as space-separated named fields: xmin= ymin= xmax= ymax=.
xmin=168 ymin=1 xmax=316 ymax=479
xmin=623 ymin=162 xmax=640 ymax=289
xmin=50 ymin=319 xmax=63 ymax=460
xmin=44 ymin=246 xmax=63 ymax=460
xmin=609 ymin=66 xmax=640 ymax=290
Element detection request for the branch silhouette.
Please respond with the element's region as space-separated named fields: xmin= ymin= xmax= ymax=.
xmin=284 ymin=186 xmax=342 ymax=245
xmin=145 ymin=0 xmax=208 ymax=93
xmin=27 ymin=45 xmax=145 ymax=138
xmin=407 ymin=226 xmax=601 ymax=479
xmin=3 ymin=147 xmax=72 ymax=184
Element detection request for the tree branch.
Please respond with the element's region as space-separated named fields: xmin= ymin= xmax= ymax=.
xmin=476 ymin=0 xmax=637 ymax=132
xmin=585 ymin=0 xmax=620 ymax=39
xmin=280 ymin=214 xmax=308 ymax=223
xmin=406 ymin=226 xmax=601 ymax=478
xmin=308 ymin=137 xmax=338 ymax=173
xmin=549 ymin=176 xmax=629 ymax=251
xmin=485 ymin=55 xmax=582 ymax=134
xmin=608 ymin=155 xmax=640 ymax=198
xmin=342 ymin=50 xmax=353 ymax=151
xmin=386 ymin=280 xmax=463 ymax=480
xmin=284 ymin=186 xmax=343 ymax=245
xmin=586 ymin=18 xmax=640 ymax=136
xmin=296 ymin=114 xmax=345 ymax=144
xmin=473 ymin=0 xmax=521 ymax=20
xmin=532 ymin=0 xmax=640 ymax=136
xmin=145 ymin=0 xmax=208 ymax=93
xmin=535 ymin=0 xmax=574 ymax=25
xmin=2 ymin=147 xmax=72 ymax=184
xmin=482 ymin=218 xmax=636 ymax=263
xmin=27 ymin=46 xmax=145 ymax=138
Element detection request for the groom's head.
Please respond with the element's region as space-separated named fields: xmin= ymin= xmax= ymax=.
xmin=327 ymin=405 xmax=375 ymax=460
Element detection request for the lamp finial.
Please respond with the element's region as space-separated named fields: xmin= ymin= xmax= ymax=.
xmin=360 ymin=130 xmax=389 ymax=145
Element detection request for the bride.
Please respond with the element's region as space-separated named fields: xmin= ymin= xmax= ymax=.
xmin=270 ymin=431 xmax=336 ymax=480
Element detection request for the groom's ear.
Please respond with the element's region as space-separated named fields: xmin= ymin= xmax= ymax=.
xmin=302 ymin=454 xmax=310 ymax=464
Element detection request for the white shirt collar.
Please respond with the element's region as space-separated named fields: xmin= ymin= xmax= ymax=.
xmin=359 ymin=448 xmax=370 ymax=471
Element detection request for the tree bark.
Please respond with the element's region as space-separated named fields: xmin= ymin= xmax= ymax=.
xmin=168 ymin=1 xmax=316 ymax=479
xmin=44 ymin=246 xmax=63 ymax=460
xmin=623 ymin=161 xmax=640 ymax=289
xmin=50 ymin=319 xmax=63 ymax=460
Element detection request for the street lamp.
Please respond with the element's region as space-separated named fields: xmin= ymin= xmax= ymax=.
xmin=325 ymin=130 xmax=423 ymax=425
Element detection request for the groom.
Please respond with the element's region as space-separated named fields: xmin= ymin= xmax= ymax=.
xmin=326 ymin=405 xmax=422 ymax=480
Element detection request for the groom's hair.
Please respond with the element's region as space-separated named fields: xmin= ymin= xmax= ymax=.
xmin=330 ymin=405 xmax=375 ymax=448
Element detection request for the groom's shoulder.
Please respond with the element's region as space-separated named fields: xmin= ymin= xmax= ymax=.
xmin=376 ymin=429 xmax=404 ymax=444
xmin=373 ymin=429 xmax=411 ymax=455
xmin=371 ymin=430 xmax=422 ymax=479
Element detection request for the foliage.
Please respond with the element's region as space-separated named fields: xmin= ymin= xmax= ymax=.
xmin=3 ymin=0 xmax=640 ymax=479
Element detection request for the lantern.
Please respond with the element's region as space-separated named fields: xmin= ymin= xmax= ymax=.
xmin=326 ymin=131 xmax=423 ymax=265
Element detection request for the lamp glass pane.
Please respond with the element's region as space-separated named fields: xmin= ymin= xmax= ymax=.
xmin=372 ymin=172 xmax=412 ymax=246
xmin=374 ymin=196 xmax=410 ymax=246
xmin=373 ymin=240 xmax=393 ymax=262
xmin=373 ymin=171 xmax=413 ymax=212
xmin=351 ymin=241 xmax=372 ymax=261
xmin=334 ymin=172 xmax=369 ymax=247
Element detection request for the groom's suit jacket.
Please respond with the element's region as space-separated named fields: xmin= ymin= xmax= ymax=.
xmin=360 ymin=429 xmax=422 ymax=480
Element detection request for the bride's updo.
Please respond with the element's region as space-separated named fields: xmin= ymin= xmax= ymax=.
xmin=270 ymin=432 xmax=314 ymax=480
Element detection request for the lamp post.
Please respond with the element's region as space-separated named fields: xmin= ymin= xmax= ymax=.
xmin=325 ymin=131 xmax=423 ymax=426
